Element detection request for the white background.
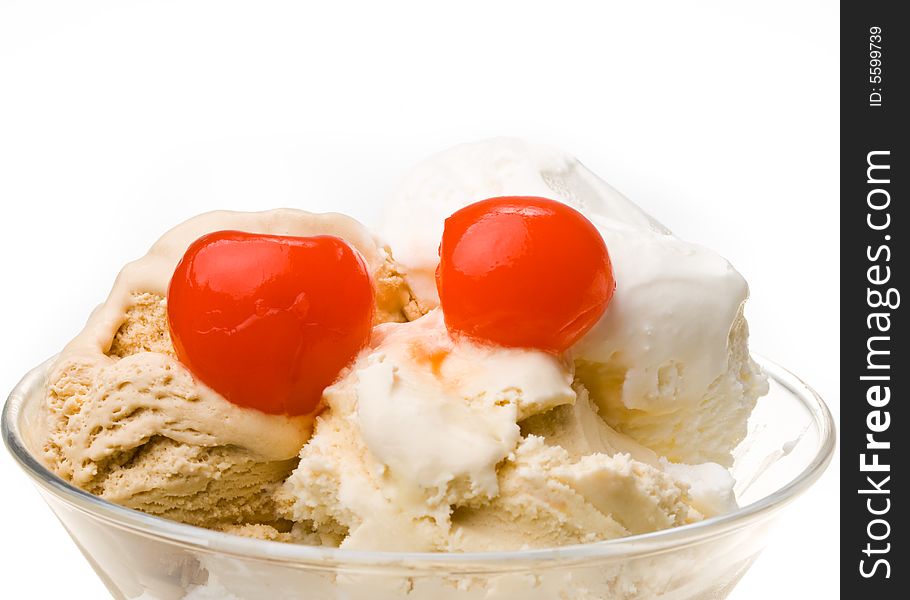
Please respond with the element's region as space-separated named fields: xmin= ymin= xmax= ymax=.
xmin=0 ymin=1 xmax=839 ymax=598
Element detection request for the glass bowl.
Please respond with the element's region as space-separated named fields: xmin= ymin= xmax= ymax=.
xmin=3 ymin=356 xmax=834 ymax=600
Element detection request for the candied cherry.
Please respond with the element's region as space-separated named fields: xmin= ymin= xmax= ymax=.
xmin=167 ymin=231 xmax=374 ymax=415
xmin=436 ymin=196 xmax=614 ymax=353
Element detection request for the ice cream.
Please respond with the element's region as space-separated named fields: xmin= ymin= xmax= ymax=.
xmin=39 ymin=208 xmax=418 ymax=529
xmin=277 ymin=310 xmax=734 ymax=551
xmin=378 ymin=138 xmax=767 ymax=466
xmin=31 ymin=139 xmax=766 ymax=555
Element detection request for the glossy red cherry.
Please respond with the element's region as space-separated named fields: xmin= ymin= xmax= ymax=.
xmin=436 ymin=196 xmax=614 ymax=353
xmin=167 ymin=231 xmax=374 ymax=415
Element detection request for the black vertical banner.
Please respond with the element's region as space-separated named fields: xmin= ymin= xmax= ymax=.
xmin=841 ymin=2 xmax=906 ymax=596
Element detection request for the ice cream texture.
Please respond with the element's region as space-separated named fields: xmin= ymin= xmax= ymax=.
xmin=277 ymin=310 xmax=735 ymax=551
xmin=378 ymin=138 xmax=768 ymax=466
xmin=34 ymin=140 xmax=766 ymax=551
xmin=39 ymin=209 xmax=419 ymax=529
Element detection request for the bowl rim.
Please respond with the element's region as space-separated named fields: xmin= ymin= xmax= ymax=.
xmin=3 ymin=355 xmax=835 ymax=569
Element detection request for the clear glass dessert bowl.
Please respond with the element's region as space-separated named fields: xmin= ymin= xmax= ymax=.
xmin=4 ymin=356 xmax=834 ymax=600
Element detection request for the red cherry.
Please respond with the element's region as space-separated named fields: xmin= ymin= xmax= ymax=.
xmin=436 ymin=196 xmax=614 ymax=353
xmin=167 ymin=231 xmax=374 ymax=415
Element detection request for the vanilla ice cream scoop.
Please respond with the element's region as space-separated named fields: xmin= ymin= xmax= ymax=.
xmin=277 ymin=310 xmax=734 ymax=552
xmin=378 ymin=138 xmax=767 ymax=465
xmin=277 ymin=310 xmax=578 ymax=551
xmin=574 ymin=218 xmax=767 ymax=465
